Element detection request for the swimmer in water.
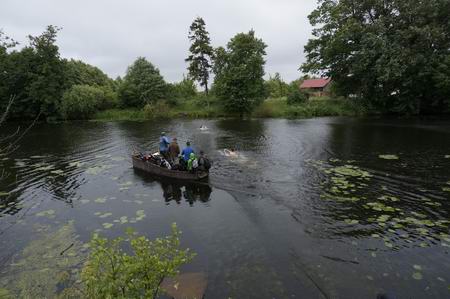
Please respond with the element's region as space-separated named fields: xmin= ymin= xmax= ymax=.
xmin=199 ymin=125 xmax=208 ymax=131
xmin=223 ymin=148 xmax=238 ymax=158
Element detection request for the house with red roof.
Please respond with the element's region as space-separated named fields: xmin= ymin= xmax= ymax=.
xmin=299 ymin=78 xmax=332 ymax=97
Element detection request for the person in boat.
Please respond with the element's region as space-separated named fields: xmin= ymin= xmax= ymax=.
xmin=168 ymin=137 xmax=180 ymax=161
xmin=187 ymin=152 xmax=198 ymax=172
xmin=159 ymin=132 xmax=170 ymax=159
xmin=181 ymin=141 xmax=194 ymax=162
xmin=197 ymin=150 xmax=211 ymax=171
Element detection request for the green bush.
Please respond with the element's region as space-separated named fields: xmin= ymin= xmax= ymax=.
xmin=81 ymin=224 xmax=195 ymax=299
xmin=286 ymin=89 xmax=308 ymax=105
xmin=59 ymin=85 xmax=102 ymax=119
xmin=143 ymin=101 xmax=171 ymax=119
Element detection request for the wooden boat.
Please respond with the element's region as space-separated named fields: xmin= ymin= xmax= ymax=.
xmin=131 ymin=155 xmax=209 ymax=181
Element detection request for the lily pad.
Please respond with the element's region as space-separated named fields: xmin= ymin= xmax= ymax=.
xmin=0 ymin=192 xmax=9 ymax=197
xmin=102 ymin=223 xmax=113 ymax=229
xmin=94 ymin=197 xmax=107 ymax=203
xmin=99 ymin=212 xmax=112 ymax=218
xmin=412 ymin=272 xmax=423 ymax=280
xmin=80 ymin=199 xmax=90 ymax=204
xmin=413 ymin=265 xmax=422 ymax=271
xmin=379 ymin=154 xmax=399 ymax=160
xmin=344 ymin=219 xmax=359 ymax=225
xmin=384 ymin=242 xmax=393 ymax=248
xmin=36 ymin=210 xmax=56 ymax=218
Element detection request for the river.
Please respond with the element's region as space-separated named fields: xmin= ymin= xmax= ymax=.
xmin=0 ymin=117 xmax=449 ymax=298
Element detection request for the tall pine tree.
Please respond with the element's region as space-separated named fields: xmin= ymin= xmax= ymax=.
xmin=185 ymin=17 xmax=214 ymax=95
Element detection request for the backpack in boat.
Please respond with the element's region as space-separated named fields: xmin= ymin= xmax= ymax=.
xmin=203 ymin=158 xmax=211 ymax=170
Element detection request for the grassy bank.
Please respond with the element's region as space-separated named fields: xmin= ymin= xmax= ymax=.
xmin=252 ymin=97 xmax=366 ymax=118
xmin=93 ymin=96 xmax=366 ymax=121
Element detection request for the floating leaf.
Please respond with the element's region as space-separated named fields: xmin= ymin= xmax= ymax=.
xmin=94 ymin=197 xmax=107 ymax=203
xmin=413 ymin=265 xmax=422 ymax=271
xmin=99 ymin=213 xmax=112 ymax=218
xmin=80 ymin=199 xmax=90 ymax=204
xmin=379 ymin=154 xmax=399 ymax=160
xmin=344 ymin=219 xmax=359 ymax=225
xmin=36 ymin=210 xmax=56 ymax=218
xmin=412 ymin=272 xmax=423 ymax=280
xmin=384 ymin=242 xmax=393 ymax=248
xmin=102 ymin=223 xmax=113 ymax=229
xmin=0 ymin=192 xmax=9 ymax=197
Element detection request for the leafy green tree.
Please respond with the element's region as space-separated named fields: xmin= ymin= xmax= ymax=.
xmin=264 ymin=73 xmax=289 ymax=98
xmin=0 ymin=30 xmax=18 ymax=110
xmin=213 ymin=30 xmax=267 ymax=115
xmin=302 ymin=0 xmax=450 ymax=114
xmin=169 ymin=76 xmax=197 ymax=99
xmin=59 ymin=84 xmax=117 ymax=119
xmin=185 ymin=17 xmax=214 ymax=95
xmin=27 ymin=25 xmax=67 ymax=118
xmin=64 ymin=59 xmax=113 ymax=88
xmin=81 ymin=224 xmax=195 ymax=299
xmin=119 ymin=57 xmax=167 ymax=108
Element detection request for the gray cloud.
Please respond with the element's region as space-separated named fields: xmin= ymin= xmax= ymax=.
xmin=1 ymin=0 xmax=317 ymax=82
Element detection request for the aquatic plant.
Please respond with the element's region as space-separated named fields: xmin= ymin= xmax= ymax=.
xmin=81 ymin=223 xmax=195 ymax=299
xmin=0 ymin=223 xmax=85 ymax=298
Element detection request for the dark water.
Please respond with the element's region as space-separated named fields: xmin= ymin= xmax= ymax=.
xmin=0 ymin=118 xmax=449 ymax=298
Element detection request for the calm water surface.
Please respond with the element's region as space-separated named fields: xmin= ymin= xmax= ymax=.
xmin=0 ymin=118 xmax=450 ymax=298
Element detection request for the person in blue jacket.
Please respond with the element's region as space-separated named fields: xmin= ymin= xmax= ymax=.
xmin=181 ymin=141 xmax=194 ymax=162
xmin=159 ymin=132 xmax=170 ymax=159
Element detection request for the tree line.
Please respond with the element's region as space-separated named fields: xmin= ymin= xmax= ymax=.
xmin=3 ymin=0 xmax=448 ymax=120
xmin=0 ymin=20 xmax=309 ymax=120
xmin=302 ymin=0 xmax=450 ymax=115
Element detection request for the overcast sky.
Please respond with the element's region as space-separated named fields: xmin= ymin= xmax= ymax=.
xmin=1 ymin=0 xmax=318 ymax=83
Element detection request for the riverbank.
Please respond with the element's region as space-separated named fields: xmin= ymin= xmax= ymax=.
xmin=93 ymin=97 xmax=366 ymax=121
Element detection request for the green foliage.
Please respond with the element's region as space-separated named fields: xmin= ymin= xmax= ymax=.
xmin=264 ymin=73 xmax=289 ymax=98
xmin=287 ymin=89 xmax=308 ymax=105
xmin=185 ymin=17 xmax=214 ymax=94
xmin=302 ymin=0 xmax=450 ymax=114
xmin=26 ymin=25 xmax=67 ymax=118
xmin=166 ymin=76 xmax=198 ymax=104
xmin=0 ymin=26 xmax=67 ymax=119
xmin=213 ymin=30 xmax=267 ymax=115
xmin=143 ymin=101 xmax=171 ymax=119
xmin=59 ymin=85 xmax=117 ymax=119
xmin=252 ymin=97 xmax=366 ymax=118
xmin=81 ymin=224 xmax=195 ymax=299
xmin=65 ymin=59 xmax=114 ymax=88
xmin=119 ymin=57 xmax=167 ymax=108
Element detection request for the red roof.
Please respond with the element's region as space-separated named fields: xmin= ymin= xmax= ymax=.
xmin=300 ymin=78 xmax=331 ymax=89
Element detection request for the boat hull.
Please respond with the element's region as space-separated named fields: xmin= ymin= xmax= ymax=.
xmin=131 ymin=156 xmax=209 ymax=181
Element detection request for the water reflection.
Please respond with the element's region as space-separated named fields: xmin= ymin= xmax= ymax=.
xmin=133 ymin=170 xmax=212 ymax=206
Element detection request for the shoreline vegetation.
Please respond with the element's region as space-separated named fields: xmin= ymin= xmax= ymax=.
xmin=3 ymin=5 xmax=450 ymax=124
xmin=92 ymin=96 xmax=367 ymax=122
